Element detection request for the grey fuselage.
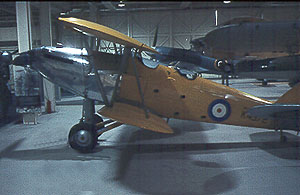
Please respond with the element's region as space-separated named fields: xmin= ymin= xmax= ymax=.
xmin=192 ymin=20 xmax=300 ymax=59
xmin=13 ymin=47 xmax=104 ymax=102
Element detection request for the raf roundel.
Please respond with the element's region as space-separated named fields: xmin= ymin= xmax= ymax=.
xmin=208 ymin=99 xmax=231 ymax=122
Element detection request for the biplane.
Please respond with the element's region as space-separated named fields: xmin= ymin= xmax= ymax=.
xmin=12 ymin=17 xmax=300 ymax=153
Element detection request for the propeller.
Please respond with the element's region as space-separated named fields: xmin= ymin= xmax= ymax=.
xmin=215 ymin=59 xmax=234 ymax=74
xmin=152 ymin=25 xmax=159 ymax=47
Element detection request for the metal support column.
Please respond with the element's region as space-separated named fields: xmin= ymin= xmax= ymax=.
xmin=169 ymin=11 xmax=174 ymax=47
xmin=16 ymin=2 xmax=35 ymax=124
xmin=40 ymin=2 xmax=56 ymax=113
xmin=15 ymin=2 xmax=32 ymax=68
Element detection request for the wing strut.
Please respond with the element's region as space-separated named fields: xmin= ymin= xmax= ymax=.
xmin=110 ymin=47 xmax=131 ymax=106
xmin=132 ymin=48 xmax=149 ymax=118
xmin=93 ymin=60 xmax=110 ymax=106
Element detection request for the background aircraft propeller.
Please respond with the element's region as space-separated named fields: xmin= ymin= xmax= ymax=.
xmin=152 ymin=25 xmax=159 ymax=47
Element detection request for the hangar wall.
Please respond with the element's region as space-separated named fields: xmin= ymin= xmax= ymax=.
xmin=94 ymin=6 xmax=300 ymax=52
xmin=1 ymin=5 xmax=300 ymax=52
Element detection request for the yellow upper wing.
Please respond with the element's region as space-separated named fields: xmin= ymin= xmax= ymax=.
xmin=58 ymin=17 xmax=158 ymax=54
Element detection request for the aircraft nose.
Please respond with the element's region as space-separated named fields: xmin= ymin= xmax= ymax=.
xmin=12 ymin=51 xmax=33 ymax=67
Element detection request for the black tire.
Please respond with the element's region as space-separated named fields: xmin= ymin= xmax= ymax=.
xmin=68 ymin=123 xmax=97 ymax=153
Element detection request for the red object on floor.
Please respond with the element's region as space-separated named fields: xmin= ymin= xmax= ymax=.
xmin=46 ymin=100 xmax=52 ymax=113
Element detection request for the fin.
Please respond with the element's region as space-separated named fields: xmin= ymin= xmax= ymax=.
xmin=276 ymin=83 xmax=300 ymax=104
xmin=58 ymin=17 xmax=158 ymax=54
xmin=98 ymin=102 xmax=173 ymax=134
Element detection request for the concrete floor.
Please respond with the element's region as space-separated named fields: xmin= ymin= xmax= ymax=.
xmin=0 ymin=79 xmax=300 ymax=195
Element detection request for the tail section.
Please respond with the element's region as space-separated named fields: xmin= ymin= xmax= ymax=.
xmin=247 ymin=83 xmax=300 ymax=131
xmin=276 ymin=83 xmax=300 ymax=104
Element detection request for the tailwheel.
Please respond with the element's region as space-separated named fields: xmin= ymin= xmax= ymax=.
xmin=68 ymin=123 xmax=97 ymax=153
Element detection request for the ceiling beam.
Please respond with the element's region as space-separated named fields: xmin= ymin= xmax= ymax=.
xmin=180 ymin=2 xmax=191 ymax=9
xmin=0 ymin=7 xmax=15 ymax=16
xmin=102 ymin=2 xmax=116 ymax=11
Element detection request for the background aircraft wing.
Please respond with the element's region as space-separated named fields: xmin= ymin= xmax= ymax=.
xmin=234 ymin=55 xmax=300 ymax=74
xmin=58 ymin=17 xmax=158 ymax=54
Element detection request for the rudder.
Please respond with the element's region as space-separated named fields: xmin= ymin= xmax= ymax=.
xmin=276 ymin=83 xmax=300 ymax=104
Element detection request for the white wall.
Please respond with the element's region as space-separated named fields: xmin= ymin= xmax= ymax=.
xmin=0 ymin=27 xmax=17 ymax=41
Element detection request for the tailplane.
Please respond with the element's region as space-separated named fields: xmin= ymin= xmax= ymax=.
xmin=247 ymin=83 xmax=300 ymax=131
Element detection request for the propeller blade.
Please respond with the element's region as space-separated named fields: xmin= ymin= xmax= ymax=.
xmin=152 ymin=25 xmax=159 ymax=47
xmin=11 ymin=49 xmax=19 ymax=55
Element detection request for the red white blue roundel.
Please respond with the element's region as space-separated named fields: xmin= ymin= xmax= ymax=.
xmin=208 ymin=99 xmax=231 ymax=122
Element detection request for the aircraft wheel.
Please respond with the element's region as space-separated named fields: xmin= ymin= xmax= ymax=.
xmin=68 ymin=123 xmax=97 ymax=153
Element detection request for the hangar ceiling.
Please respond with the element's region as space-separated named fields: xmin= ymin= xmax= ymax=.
xmin=1 ymin=1 xmax=300 ymax=28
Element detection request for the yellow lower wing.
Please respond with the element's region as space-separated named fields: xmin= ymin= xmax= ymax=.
xmin=98 ymin=103 xmax=173 ymax=134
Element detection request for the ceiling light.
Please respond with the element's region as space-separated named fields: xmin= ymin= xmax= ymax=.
xmin=223 ymin=1 xmax=231 ymax=3
xmin=118 ymin=1 xmax=125 ymax=7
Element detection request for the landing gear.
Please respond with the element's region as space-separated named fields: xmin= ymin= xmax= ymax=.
xmin=68 ymin=98 xmax=123 ymax=153
xmin=262 ymin=79 xmax=268 ymax=86
xmin=68 ymin=98 xmax=100 ymax=153
xmin=68 ymin=123 xmax=98 ymax=153
xmin=221 ymin=74 xmax=229 ymax=86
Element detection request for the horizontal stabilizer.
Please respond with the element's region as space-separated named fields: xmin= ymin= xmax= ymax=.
xmin=98 ymin=103 xmax=173 ymax=134
xmin=58 ymin=17 xmax=158 ymax=54
xmin=247 ymin=104 xmax=300 ymax=119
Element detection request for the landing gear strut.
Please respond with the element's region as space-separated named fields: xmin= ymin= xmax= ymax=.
xmin=262 ymin=79 xmax=268 ymax=86
xmin=279 ymin=129 xmax=287 ymax=143
xmin=221 ymin=74 xmax=229 ymax=86
xmin=68 ymin=98 xmax=122 ymax=152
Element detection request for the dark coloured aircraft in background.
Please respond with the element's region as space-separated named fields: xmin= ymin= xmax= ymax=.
xmin=149 ymin=27 xmax=233 ymax=85
xmin=190 ymin=17 xmax=300 ymax=86
xmin=149 ymin=46 xmax=233 ymax=83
